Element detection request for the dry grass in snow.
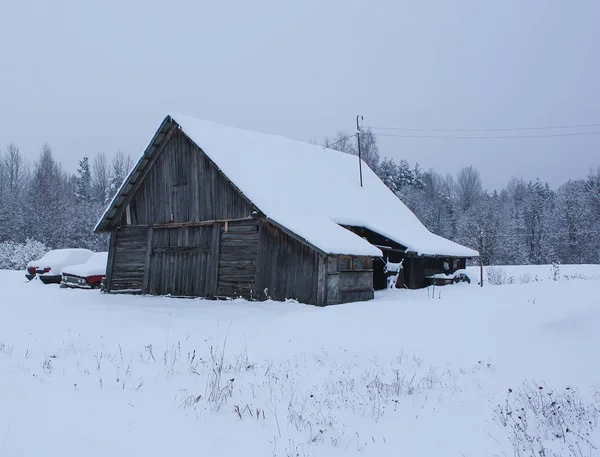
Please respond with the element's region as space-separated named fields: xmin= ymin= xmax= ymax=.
xmin=1 ymin=264 xmax=600 ymax=456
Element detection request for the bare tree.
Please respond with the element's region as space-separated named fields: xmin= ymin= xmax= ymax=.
xmin=323 ymin=128 xmax=380 ymax=171
xmin=109 ymin=150 xmax=134 ymax=199
xmin=92 ymin=152 xmax=110 ymax=203
xmin=3 ymin=143 xmax=29 ymax=194
xmin=358 ymin=128 xmax=380 ymax=171
xmin=455 ymin=165 xmax=483 ymax=211
xmin=323 ymin=132 xmax=355 ymax=155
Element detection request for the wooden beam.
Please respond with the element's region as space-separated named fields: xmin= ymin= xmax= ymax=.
xmin=152 ymin=246 xmax=210 ymax=253
xmin=209 ymin=222 xmax=221 ymax=297
xmin=142 ymin=227 xmax=154 ymax=294
xmin=152 ymin=216 xmax=254 ymax=229
xmin=105 ymin=229 xmax=118 ymax=292
xmin=340 ymin=286 xmax=374 ymax=293
xmin=316 ymin=254 xmax=327 ymax=306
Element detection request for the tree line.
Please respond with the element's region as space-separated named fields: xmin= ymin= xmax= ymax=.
xmin=0 ymin=135 xmax=598 ymax=267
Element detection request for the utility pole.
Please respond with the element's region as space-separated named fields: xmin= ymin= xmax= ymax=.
xmin=356 ymin=115 xmax=363 ymax=187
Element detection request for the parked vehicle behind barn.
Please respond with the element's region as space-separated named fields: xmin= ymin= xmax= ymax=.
xmin=26 ymin=249 xmax=94 ymax=284
xmin=61 ymin=252 xmax=108 ymax=289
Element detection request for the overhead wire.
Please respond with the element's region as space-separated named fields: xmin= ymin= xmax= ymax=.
xmin=368 ymin=130 xmax=600 ymax=139
xmin=367 ymin=122 xmax=600 ymax=132
xmin=322 ymin=133 xmax=356 ymax=149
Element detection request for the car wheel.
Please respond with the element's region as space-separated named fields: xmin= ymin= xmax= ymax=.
xmin=455 ymin=274 xmax=470 ymax=284
xmin=91 ymin=282 xmax=101 ymax=290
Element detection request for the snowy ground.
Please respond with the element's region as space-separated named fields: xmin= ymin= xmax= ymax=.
xmin=1 ymin=264 xmax=599 ymax=456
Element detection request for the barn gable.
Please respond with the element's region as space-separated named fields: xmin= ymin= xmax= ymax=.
xmin=97 ymin=118 xmax=255 ymax=232
xmin=127 ymin=127 xmax=254 ymax=225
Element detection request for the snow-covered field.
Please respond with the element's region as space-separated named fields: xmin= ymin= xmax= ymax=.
xmin=1 ymin=264 xmax=600 ymax=456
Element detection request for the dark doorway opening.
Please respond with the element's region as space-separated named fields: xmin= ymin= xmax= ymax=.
xmin=341 ymin=226 xmax=407 ymax=291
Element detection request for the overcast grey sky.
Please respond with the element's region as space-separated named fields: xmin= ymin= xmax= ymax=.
xmin=1 ymin=0 xmax=599 ymax=190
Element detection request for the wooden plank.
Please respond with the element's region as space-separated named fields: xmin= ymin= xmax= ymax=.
xmin=216 ymin=275 xmax=256 ymax=285
xmin=219 ymin=255 xmax=257 ymax=263
xmin=220 ymin=223 xmax=258 ymax=233
xmin=105 ymin=229 xmax=118 ymax=292
xmin=142 ymin=227 xmax=154 ymax=294
xmin=339 ymin=286 xmax=374 ymax=293
xmin=326 ymin=273 xmax=341 ymax=304
xmin=220 ymin=235 xmax=259 ymax=243
xmin=339 ymin=270 xmax=373 ymax=290
xmin=209 ymin=223 xmax=221 ymax=296
xmin=152 ymin=246 xmax=209 ymax=253
xmin=217 ymin=260 xmax=256 ymax=268
xmin=152 ymin=216 xmax=254 ymax=229
xmin=316 ymin=255 xmax=326 ymax=306
xmin=327 ymin=256 xmax=338 ymax=273
xmin=340 ymin=289 xmax=374 ymax=303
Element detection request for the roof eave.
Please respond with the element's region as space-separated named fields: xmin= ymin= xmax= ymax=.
xmin=94 ymin=115 xmax=176 ymax=233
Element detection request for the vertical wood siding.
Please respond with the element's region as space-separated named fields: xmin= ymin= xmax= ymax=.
xmin=128 ymin=129 xmax=252 ymax=225
xmin=146 ymin=226 xmax=215 ymax=297
xmin=255 ymin=220 xmax=320 ymax=305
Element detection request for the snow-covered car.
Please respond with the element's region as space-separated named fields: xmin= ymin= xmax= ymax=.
xmin=61 ymin=252 xmax=109 ymax=289
xmin=426 ymin=269 xmax=471 ymax=286
xmin=26 ymin=249 xmax=94 ymax=284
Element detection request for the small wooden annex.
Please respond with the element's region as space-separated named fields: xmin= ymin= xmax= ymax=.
xmin=95 ymin=114 xmax=477 ymax=305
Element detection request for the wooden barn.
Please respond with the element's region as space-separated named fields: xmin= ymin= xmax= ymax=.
xmin=95 ymin=114 xmax=477 ymax=305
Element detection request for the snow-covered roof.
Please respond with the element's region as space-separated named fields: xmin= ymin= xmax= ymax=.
xmin=96 ymin=114 xmax=478 ymax=258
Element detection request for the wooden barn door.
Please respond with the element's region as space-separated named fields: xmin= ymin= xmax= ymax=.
xmin=145 ymin=225 xmax=216 ymax=297
xmin=216 ymin=220 xmax=258 ymax=298
xmin=108 ymin=226 xmax=149 ymax=292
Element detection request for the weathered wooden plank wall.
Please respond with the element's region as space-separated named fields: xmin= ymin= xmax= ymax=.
xmin=255 ymin=220 xmax=320 ymax=305
xmin=108 ymin=226 xmax=148 ymax=292
xmin=339 ymin=270 xmax=374 ymax=302
xmin=325 ymin=255 xmax=374 ymax=304
xmin=146 ymin=225 xmax=214 ymax=296
xmin=128 ymin=129 xmax=252 ymax=225
xmin=216 ymin=220 xmax=259 ymax=298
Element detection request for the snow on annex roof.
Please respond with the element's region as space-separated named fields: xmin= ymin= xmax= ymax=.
xmin=97 ymin=113 xmax=478 ymax=258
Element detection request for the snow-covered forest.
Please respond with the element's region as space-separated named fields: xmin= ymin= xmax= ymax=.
xmin=0 ymin=144 xmax=130 ymax=267
xmin=0 ymin=135 xmax=599 ymax=269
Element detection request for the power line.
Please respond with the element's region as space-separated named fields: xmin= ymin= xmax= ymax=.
xmin=371 ymin=130 xmax=600 ymax=140
xmin=322 ymin=133 xmax=355 ymax=149
xmin=368 ymin=122 xmax=600 ymax=132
